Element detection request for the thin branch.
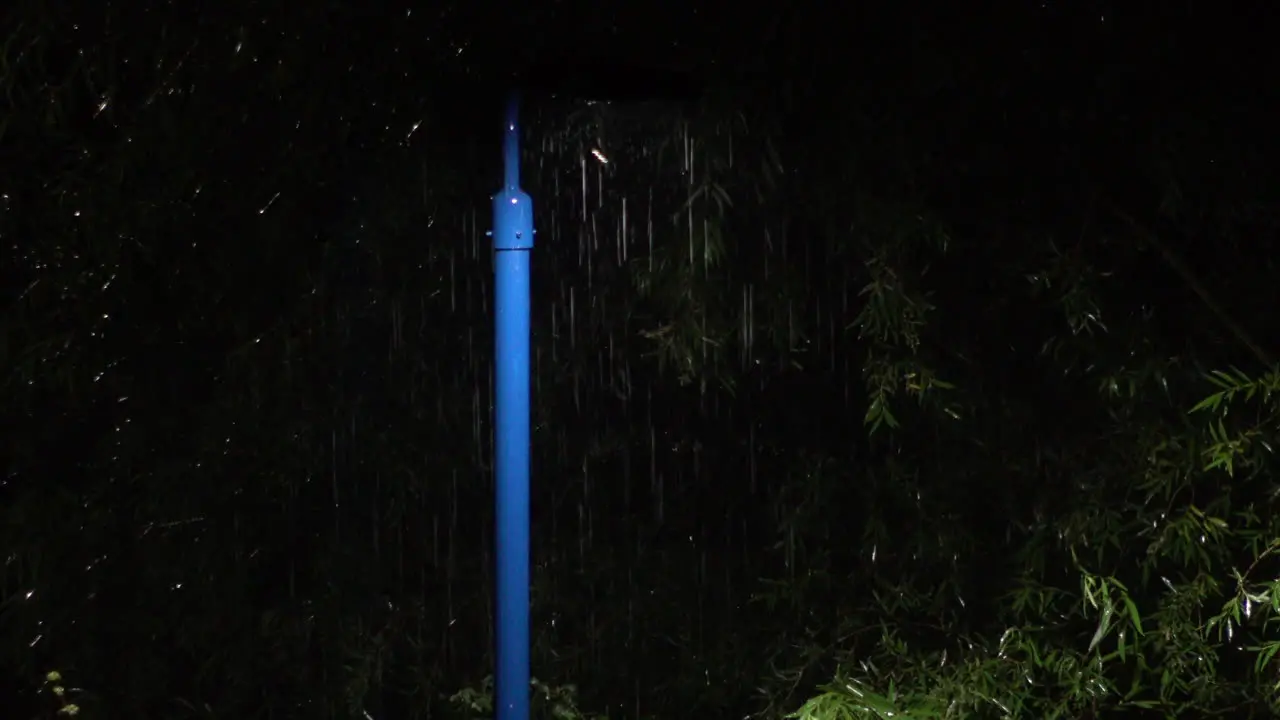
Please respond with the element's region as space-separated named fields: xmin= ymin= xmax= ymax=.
xmin=1113 ymin=207 xmax=1275 ymax=369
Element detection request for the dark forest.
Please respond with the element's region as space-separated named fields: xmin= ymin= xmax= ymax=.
xmin=3 ymin=1 xmax=1279 ymax=718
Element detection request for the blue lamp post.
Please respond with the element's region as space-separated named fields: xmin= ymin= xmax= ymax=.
xmin=486 ymin=63 xmax=694 ymax=720
xmin=490 ymin=91 xmax=533 ymax=720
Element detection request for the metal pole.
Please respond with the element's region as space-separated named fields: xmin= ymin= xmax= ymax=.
xmin=491 ymin=91 xmax=533 ymax=720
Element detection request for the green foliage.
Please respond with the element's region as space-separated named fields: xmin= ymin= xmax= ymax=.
xmin=39 ymin=671 xmax=83 ymax=717
xmin=768 ymin=170 xmax=1280 ymax=720
xmin=766 ymin=209 xmax=1280 ymax=714
xmin=449 ymin=676 xmax=626 ymax=720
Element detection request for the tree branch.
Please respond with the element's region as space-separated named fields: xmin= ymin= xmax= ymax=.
xmin=1113 ymin=207 xmax=1275 ymax=369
